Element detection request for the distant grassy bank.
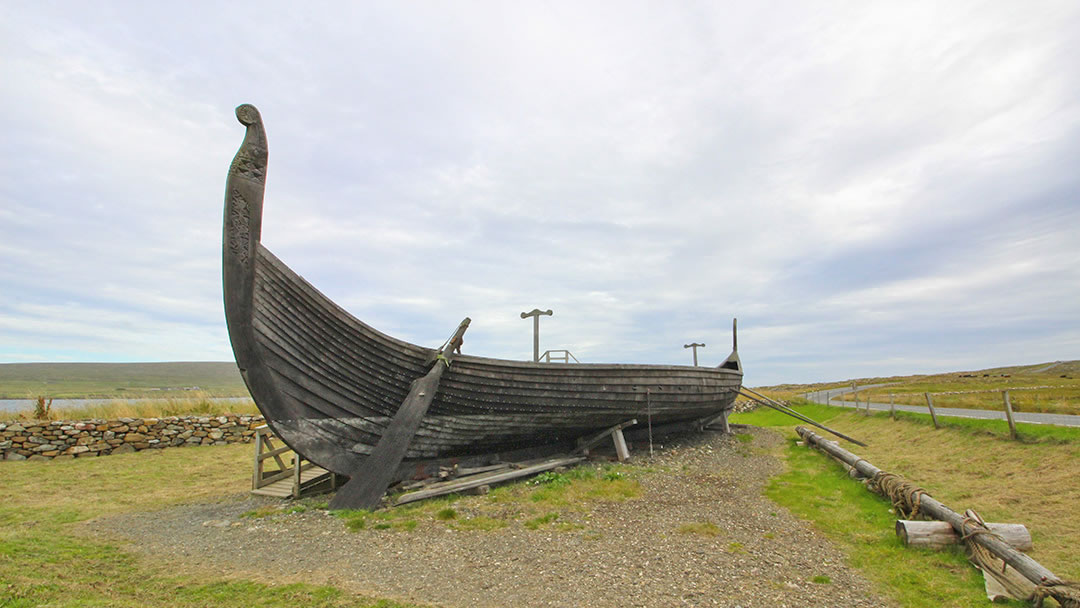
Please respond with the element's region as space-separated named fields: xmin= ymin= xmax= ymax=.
xmin=0 ymin=362 xmax=248 ymax=399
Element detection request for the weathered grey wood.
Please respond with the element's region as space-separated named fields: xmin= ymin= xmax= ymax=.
xmin=1002 ymin=390 xmax=1018 ymax=440
xmin=329 ymin=319 xmax=470 ymax=510
xmin=796 ymin=426 xmax=1069 ymax=595
xmin=457 ymin=463 xmax=513 ymax=476
xmin=574 ymin=419 xmax=637 ymax=455
xmin=612 ymin=428 xmax=630 ymax=462
xmin=683 ymin=342 xmax=705 ymax=366
xmin=394 ymin=456 xmax=585 ymax=505
xmin=924 ymin=392 xmax=940 ymax=429
xmin=520 ymin=308 xmax=553 ymax=362
xmin=896 ymin=520 xmax=1032 ymax=551
xmin=889 ymin=393 xmax=895 ymax=420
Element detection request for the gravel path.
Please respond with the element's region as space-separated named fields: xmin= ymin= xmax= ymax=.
xmin=87 ymin=427 xmax=893 ymax=607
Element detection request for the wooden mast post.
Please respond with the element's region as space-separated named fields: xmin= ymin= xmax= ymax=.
xmin=520 ymin=308 xmax=553 ymax=362
xmin=329 ymin=318 xmax=471 ymax=510
xmin=683 ymin=342 xmax=705 ymax=366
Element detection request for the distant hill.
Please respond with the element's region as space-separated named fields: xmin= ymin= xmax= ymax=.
xmin=0 ymin=362 xmax=248 ymax=399
xmin=756 ymin=360 xmax=1079 ymax=415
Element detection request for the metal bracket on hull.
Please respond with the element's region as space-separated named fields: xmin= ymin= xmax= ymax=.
xmin=328 ymin=318 xmax=470 ymax=511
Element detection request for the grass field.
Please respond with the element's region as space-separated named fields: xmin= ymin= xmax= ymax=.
xmin=732 ymin=401 xmax=1080 ymax=607
xmin=0 ymin=443 xmax=408 ymax=607
xmin=0 ymin=361 xmax=249 ymax=399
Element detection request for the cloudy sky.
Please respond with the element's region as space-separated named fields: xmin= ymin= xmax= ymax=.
xmin=1 ymin=2 xmax=1077 ymax=386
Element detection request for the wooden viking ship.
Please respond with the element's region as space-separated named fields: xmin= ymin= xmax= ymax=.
xmin=223 ymin=104 xmax=743 ymax=508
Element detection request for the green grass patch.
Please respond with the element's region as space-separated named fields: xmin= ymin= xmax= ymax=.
xmin=524 ymin=512 xmax=560 ymax=530
xmin=677 ymin=521 xmax=721 ymax=537
xmin=810 ymin=575 xmax=831 ymax=584
xmin=435 ymin=507 xmax=457 ymax=520
xmin=735 ymin=432 xmax=754 ymax=443
xmin=0 ymin=444 xmax=413 ymax=607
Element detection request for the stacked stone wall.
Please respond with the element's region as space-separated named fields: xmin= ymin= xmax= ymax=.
xmin=0 ymin=414 xmax=266 ymax=461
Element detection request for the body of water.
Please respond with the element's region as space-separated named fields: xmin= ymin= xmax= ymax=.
xmin=0 ymin=396 xmax=253 ymax=414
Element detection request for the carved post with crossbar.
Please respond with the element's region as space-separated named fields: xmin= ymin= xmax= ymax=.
xmin=521 ymin=308 xmax=553 ymax=362
xmin=684 ymin=342 xmax=705 ymax=366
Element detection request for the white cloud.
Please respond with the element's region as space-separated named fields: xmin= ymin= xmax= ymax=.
xmin=1 ymin=1 xmax=1078 ymax=385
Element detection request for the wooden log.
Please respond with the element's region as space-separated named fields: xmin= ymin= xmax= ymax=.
xmin=924 ymin=392 xmax=940 ymax=429
xmin=896 ymin=520 xmax=1032 ymax=551
xmin=795 ymin=426 xmax=1069 ymax=597
xmin=1002 ymin=390 xmax=1018 ymax=440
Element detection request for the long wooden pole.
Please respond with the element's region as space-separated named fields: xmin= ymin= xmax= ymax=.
xmin=739 ymin=387 xmax=866 ymax=446
xmin=795 ymin=426 xmax=1067 ymax=593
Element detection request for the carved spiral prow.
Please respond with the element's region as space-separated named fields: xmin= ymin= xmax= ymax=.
xmin=223 ymin=103 xmax=270 ymax=371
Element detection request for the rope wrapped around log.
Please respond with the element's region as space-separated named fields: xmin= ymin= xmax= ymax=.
xmin=1034 ymin=580 xmax=1080 ymax=608
xmin=868 ymin=471 xmax=928 ymax=519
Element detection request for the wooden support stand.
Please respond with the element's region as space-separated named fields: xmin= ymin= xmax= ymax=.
xmin=575 ymin=419 xmax=637 ymax=462
xmin=251 ymin=426 xmax=339 ymax=498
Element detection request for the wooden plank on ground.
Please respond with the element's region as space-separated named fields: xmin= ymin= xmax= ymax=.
xmin=394 ymin=456 xmax=585 ymax=506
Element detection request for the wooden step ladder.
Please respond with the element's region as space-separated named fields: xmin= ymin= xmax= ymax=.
xmin=251 ymin=425 xmax=339 ymax=499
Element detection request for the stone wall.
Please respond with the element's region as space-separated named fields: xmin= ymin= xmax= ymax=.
xmin=0 ymin=414 xmax=266 ymax=461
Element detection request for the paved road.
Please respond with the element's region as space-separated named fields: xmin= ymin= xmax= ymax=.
xmin=803 ymin=385 xmax=1080 ymax=428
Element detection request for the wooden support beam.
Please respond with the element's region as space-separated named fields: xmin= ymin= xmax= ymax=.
xmin=329 ymin=318 xmax=470 ymax=510
xmin=394 ymin=456 xmax=585 ymax=505
xmin=574 ymin=419 xmax=637 ymax=456
xmin=896 ymin=520 xmax=1032 ymax=551
xmin=612 ymin=428 xmax=630 ymax=462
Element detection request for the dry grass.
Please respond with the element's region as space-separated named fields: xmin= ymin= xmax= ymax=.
xmin=4 ymin=392 xmax=259 ymax=422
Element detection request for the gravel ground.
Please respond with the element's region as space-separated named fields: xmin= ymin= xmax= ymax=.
xmin=87 ymin=426 xmax=894 ymax=607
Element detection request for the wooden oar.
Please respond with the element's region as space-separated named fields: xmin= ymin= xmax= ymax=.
xmin=329 ymin=318 xmax=470 ymax=510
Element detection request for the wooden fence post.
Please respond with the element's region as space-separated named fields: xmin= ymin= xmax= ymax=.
xmin=924 ymin=392 xmax=940 ymax=429
xmin=1002 ymin=390 xmax=1018 ymax=440
xmin=890 ymin=393 xmax=895 ymax=420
